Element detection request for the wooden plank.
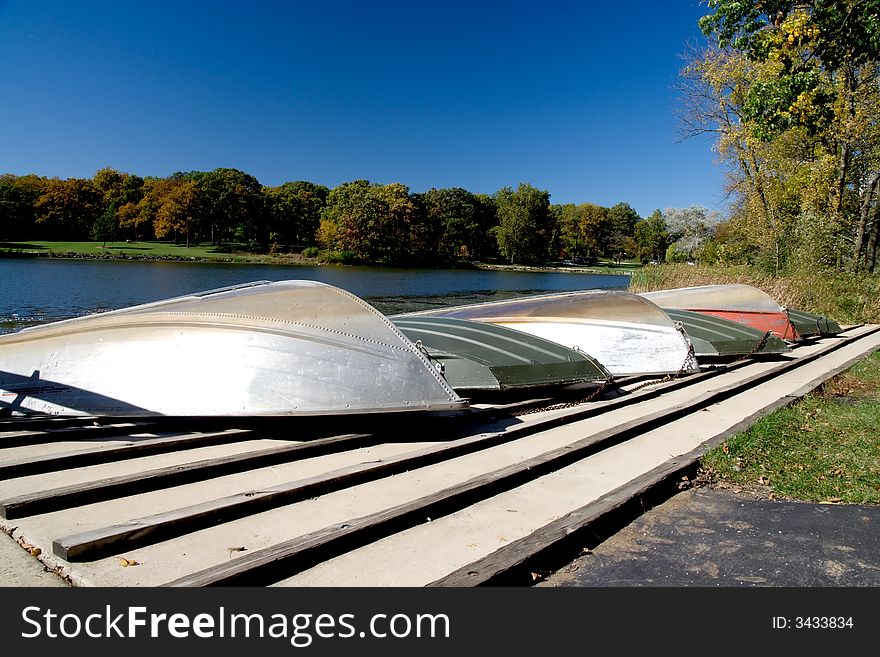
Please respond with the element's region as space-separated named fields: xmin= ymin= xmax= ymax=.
xmin=55 ymin=407 xmax=627 ymax=561
xmin=51 ymin=429 xmax=504 ymax=561
xmin=0 ymin=422 xmax=160 ymax=449
xmin=0 ymin=412 xmax=381 ymax=447
xmin=162 ymin=328 xmax=877 ymax=586
xmin=0 ymin=416 xmax=104 ymax=432
xmin=0 ymin=432 xmax=378 ymax=519
xmin=428 ymin=394 xmax=800 ymax=586
xmin=0 ymin=429 xmax=253 ymax=478
xmin=161 ymin=392 xmax=702 ymax=586
xmin=51 ymin=351 xmax=774 ymax=561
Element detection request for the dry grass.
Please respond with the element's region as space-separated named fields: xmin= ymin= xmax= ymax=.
xmin=629 ymin=263 xmax=880 ymax=325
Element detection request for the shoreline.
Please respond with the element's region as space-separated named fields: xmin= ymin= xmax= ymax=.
xmin=471 ymin=262 xmax=635 ymax=276
xmin=1 ymin=249 xmax=637 ymax=274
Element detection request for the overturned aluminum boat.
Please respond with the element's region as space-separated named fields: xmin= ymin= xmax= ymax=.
xmin=0 ymin=280 xmax=466 ymax=417
xmin=785 ymin=308 xmax=843 ymax=338
xmin=638 ymin=284 xmax=800 ymax=341
xmin=662 ymin=308 xmax=791 ymax=359
xmin=398 ymin=290 xmax=699 ymax=378
xmin=391 ymin=316 xmax=611 ymax=394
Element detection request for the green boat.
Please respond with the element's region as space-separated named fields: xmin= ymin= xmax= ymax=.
xmin=392 ymin=316 xmax=611 ymax=394
xmin=663 ymin=308 xmax=791 ymax=359
xmin=785 ymin=308 xmax=843 ymax=338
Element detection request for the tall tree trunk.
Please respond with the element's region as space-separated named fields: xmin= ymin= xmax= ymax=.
xmin=834 ymin=142 xmax=851 ymax=216
xmin=854 ymin=173 xmax=880 ymax=268
xmin=866 ymin=204 xmax=880 ymax=273
xmin=834 ymin=65 xmax=856 ymax=217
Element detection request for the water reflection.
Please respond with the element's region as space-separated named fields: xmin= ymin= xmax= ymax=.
xmin=0 ymin=258 xmax=630 ymax=333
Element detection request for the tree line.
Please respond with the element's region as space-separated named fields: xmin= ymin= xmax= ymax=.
xmin=0 ymin=167 xmax=718 ymax=266
xmin=681 ymin=0 xmax=880 ymax=273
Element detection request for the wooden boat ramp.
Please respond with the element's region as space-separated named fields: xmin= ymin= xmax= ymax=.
xmin=2 ymin=323 xmax=878 ymax=587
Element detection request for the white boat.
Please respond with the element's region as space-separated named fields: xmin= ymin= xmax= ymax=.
xmin=397 ymin=290 xmax=700 ymax=377
xmin=0 ymin=280 xmax=467 ymax=417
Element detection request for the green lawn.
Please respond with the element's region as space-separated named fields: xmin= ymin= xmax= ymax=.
xmin=16 ymin=240 xmax=241 ymax=259
xmin=700 ymin=351 xmax=880 ymax=504
xmin=0 ymin=241 xmax=315 ymax=264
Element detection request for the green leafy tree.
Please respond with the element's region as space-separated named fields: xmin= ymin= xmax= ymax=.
xmin=93 ymin=167 xmax=144 ymax=211
xmin=264 ymin=181 xmax=329 ymax=252
xmin=557 ymin=203 xmax=610 ymax=261
xmin=92 ymin=167 xmax=145 ymax=241
xmin=412 ymin=187 xmax=498 ymax=261
xmin=319 ymin=180 xmax=417 ymax=264
xmin=0 ymin=174 xmax=46 ymax=240
xmin=686 ymin=1 xmax=880 ymax=272
xmin=493 ymin=183 xmax=554 ymax=264
xmin=633 ymin=210 xmax=669 ymax=263
xmin=91 ymin=209 xmax=118 ymax=247
xmin=607 ymin=202 xmax=641 ymax=261
xmin=192 ymin=168 xmax=266 ymax=248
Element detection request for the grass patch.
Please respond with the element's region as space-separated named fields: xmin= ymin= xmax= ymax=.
xmin=12 ymin=241 xmax=319 ymax=265
xmin=31 ymin=240 xmax=241 ymax=259
xmin=0 ymin=242 xmax=47 ymax=250
xmin=699 ymin=351 xmax=880 ymax=504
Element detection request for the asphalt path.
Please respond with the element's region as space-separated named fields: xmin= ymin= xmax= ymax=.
xmin=539 ymin=487 xmax=880 ymax=587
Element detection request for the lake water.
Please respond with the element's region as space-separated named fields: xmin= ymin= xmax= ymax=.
xmin=0 ymin=258 xmax=630 ymax=333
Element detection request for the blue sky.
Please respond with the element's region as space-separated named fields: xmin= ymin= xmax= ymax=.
xmin=0 ymin=1 xmax=725 ymax=218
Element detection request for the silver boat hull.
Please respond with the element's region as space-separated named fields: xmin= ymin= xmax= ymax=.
xmin=0 ymin=280 xmax=466 ymax=417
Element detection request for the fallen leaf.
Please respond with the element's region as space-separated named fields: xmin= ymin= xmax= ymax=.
xmin=29 ymin=547 xmax=41 ymax=557
xmin=758 ymin=475 xmax=770 ymax=485
xmin=722 ymin=443 xmax=730 ymax=455
xmin=117 ymin=557 xmax=140 ymax=567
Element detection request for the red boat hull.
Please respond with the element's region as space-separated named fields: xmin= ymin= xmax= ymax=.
xmin=691 ymin=309 xmax=800 ymax=341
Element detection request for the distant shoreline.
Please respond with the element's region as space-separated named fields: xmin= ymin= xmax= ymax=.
xmin=471 ymin=262 xmax=635 ymax=276
xmin=1 ymin=245 xmax=637 ymax=274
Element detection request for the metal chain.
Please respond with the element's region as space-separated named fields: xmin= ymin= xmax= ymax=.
xmin=624 ymin=341 xmax=697 ymax=394
xmin=741 ymin=330 xmax=772 ymax=359
xmin=781 ymin=306 xmax=797 ymax=341
xmin=513 ymin=375 xmax=617 ymax=416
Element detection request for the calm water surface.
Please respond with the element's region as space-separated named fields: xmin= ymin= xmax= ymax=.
xmin=0 ymin=258 xmax=630 ymax=333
